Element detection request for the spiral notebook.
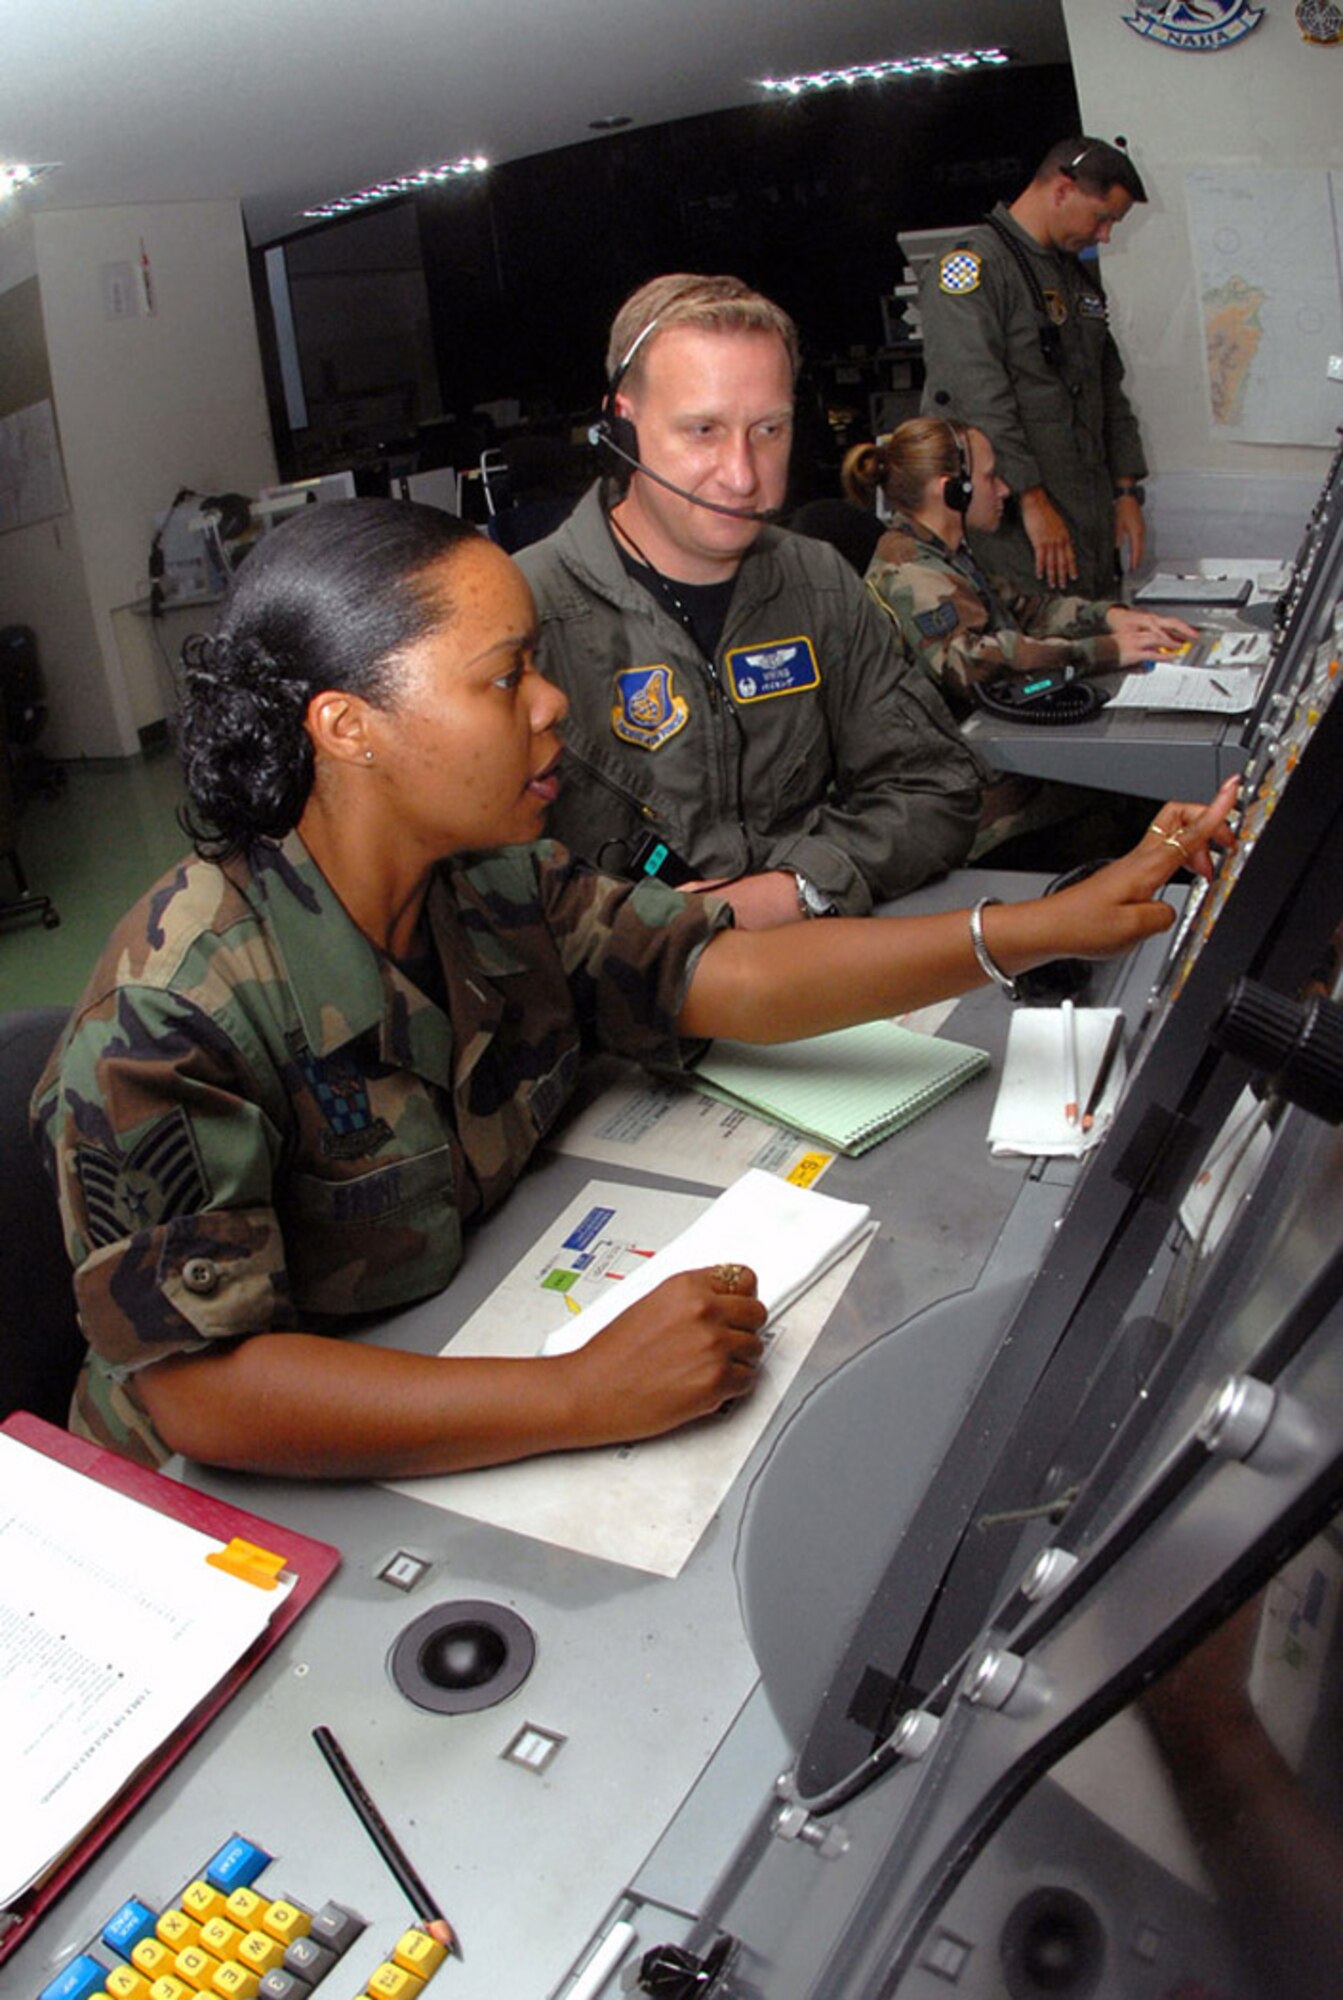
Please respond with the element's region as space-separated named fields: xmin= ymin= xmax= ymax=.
xmin=689 ymin=1020 xmax=990 ymax=1156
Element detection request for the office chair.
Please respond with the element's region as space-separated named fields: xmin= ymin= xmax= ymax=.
xmin=783 ymin=497 xmax=885 ymax=576
xmin=1 ymin=624 xmax=67 ymax=801
xmin=0 ymin=1009 xmax=86 ymax=1426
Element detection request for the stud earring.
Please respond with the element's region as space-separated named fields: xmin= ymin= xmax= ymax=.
xmin=364 ymin=750 xmax=374 ymax=764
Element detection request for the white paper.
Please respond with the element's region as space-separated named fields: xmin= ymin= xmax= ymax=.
xmin=0 ymin=1436 xmax=286 ymax=1905
xmin=1108 ymin=663 xmax=1261 ymax=713
xmin=548 ymin=1066 xmax=835 ymax=1189
xmin=988 ymin=1007 xmax=1127 ymax=1159
xmin=386 ymin=1178 xmax=875 ymax=1576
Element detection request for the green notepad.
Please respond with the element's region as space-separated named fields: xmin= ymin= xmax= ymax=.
xmin=690 ymin=1020 xmax=991 ymax=1157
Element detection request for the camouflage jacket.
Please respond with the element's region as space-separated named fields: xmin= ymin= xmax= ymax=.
xmin=864 ymin=513 xmax=1120 ymax=720
xmin=32 ymin=833 xmax=729 ymax=1464
xmin=516 ymin=483 xmax=986 ymax=914
xmin=918 ymin=203 xmax=1146 ymax=601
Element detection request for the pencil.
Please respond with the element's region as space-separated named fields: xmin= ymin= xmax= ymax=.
xmin=312 ymin=1725 xmax=457 ymax=1953
xmin=1062 ymin=999 xmax=1080 ymax=1128
xmin=1081 ymin=1015 xmax=1127 ymax=1132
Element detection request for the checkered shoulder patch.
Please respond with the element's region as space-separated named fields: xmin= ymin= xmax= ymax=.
xmin=938 ymin=250 xmax=982 ymax=296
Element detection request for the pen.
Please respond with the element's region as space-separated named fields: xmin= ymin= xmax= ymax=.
xmin=1081 ymin=1015 xmax=1127 ymax=1131
xmin=1211 ymin=677 xmax=1232 ymax=697
xmin=1062 ymin=999 xmax=1079 ymax=1129
xmin=312 ymin=1726 xmax=457 ymax=1953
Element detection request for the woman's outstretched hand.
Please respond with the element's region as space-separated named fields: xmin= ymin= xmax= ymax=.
xmin=1038 ymin=775 xmax=1239 ymax=961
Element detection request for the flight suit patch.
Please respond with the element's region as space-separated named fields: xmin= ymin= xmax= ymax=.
xmin=611 ymin=664 xmax=690 ymax=749
xmin=1043 ymin=289 xmax=1068 ymax=326
xmin=1078 ymin=292 xmax=1108 ymax=321
xmin=914 ymin=602 xmax=960 ymax=640
xmin=938 ymin=249 xmax=982 ymax=295
xmin=724 ymin=637 xmax=820 ymax=702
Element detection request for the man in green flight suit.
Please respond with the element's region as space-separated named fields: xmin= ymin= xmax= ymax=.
xmin=918 ymin=137 xmax=1150 ymax=602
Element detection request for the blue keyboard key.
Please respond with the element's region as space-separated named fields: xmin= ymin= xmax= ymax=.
xmin=204 ymin=1833 xmax=272 ymax=1892
xmin=38 ymin=1953 xmax=109 ymax=2000
xmin=101 ymin=1897 xmax=158 ymax=1955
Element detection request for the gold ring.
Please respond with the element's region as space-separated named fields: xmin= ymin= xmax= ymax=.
xmin=1149 ymin=820 xmax=1188 ymax=855
xmin=711 ymin=1262 xmax=744 ymax=1294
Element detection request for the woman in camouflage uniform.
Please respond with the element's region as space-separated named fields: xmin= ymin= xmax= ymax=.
xmin=857 ymin=421 xmax=1195 ymax=863
xmin=34 ymin=500 xmax=1234 ymax=1478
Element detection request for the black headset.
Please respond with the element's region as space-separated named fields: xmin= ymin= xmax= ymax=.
xmin=942 ymin=421 xmax=974 ymax=515
xmin=587 ymin=313 xmax=782 ymax=524
xmin=588 ymin=317 xmax=661 ymax=471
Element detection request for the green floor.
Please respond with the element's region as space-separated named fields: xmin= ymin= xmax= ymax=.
xmin=2 ymin=752 xmax=190 ymax=1010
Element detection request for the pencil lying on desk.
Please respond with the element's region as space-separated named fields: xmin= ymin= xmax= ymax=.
xmin=312 ymin=1725 xmax=458 ymax=1954
xmin=1081 ymin=1015 xmax=1127 ymax=1132
xmin=1062 ymin=999 xmax=1080 ymax=1129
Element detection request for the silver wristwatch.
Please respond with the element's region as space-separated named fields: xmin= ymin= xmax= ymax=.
xmin=793 ymin=871 xmax=837 ymax=919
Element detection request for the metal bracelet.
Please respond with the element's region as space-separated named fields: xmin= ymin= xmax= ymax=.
xmin=969 ymin=897 xmax=1019 ymax=1000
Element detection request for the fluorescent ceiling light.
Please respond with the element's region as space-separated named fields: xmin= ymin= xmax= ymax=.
xmin=303 ymin=155 xmax=488 ymax=221
xmin=760 ymin=49 xmax=1010 ymax=96
xmin=0 ymin=161 xmax=62 ymax=200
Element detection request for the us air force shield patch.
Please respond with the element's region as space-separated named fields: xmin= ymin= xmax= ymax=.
xmin=938 ymin=249 xmax=982 ymax=295
xmin=724 ymin=637 xmax=820 ymax=702
xmin=611 ymin=664 xmax=690 ymax=749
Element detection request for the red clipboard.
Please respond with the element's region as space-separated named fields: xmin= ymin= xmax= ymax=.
xmin=0 ymin=1412 xmax=341 ymax=1965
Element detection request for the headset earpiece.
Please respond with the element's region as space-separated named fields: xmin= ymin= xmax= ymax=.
xmin=942 ymin=423 xmax=974 ymax=515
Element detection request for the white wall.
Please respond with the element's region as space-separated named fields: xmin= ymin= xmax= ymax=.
xmin=33 ymin=201 xmax=277 ymax=757
xmin=1061 ymin=0 xmax=1342 ymax=487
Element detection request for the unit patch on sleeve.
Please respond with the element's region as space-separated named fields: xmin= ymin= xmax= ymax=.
xmin=724 ymin=637 xmax=821 ymax=703
xmin=611 ymin=664 xmax=691 ymax=749
xmin=914 ymin=601 xmax=961 ymax=641
xmin=938 ymin=249 xmax=982 ymax=296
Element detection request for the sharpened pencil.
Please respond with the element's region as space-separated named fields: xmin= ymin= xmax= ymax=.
xmin=312 ymin=1725 xmax=457 ymax=1953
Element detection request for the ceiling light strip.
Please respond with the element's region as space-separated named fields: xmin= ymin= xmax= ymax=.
xmin=760 ymin=49 xmax=1011 ymax=96
xmin=303 ymin=154 xmax=489 ymax=221
xmin=0 ymin=161 xmax=62 ymax=201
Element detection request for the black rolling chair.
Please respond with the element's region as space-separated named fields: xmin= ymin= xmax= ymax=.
xmin=0 ymin=1009 xmax=85 ymax=1426
xmin=0 ymin=665 xmax=60 ymax=932
xmin=1 ymin=624 xmax=66 ymax=801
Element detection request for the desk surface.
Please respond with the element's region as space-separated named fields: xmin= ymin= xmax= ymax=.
xmin=963 ymin=560 xmax=1281 ymax=801
xmin=6 ymin=875 xmax=1170 ymax=2000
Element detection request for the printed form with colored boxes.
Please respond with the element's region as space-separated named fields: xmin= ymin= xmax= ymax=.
xmin=33 ymin=1835 xmax=448 ymax=2000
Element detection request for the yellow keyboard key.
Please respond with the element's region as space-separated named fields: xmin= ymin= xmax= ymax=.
xmin=175 ymin=1943 xmax=222 ymax=1986
xmin=258 ymin=1899 xmax=310 ymax=1946
xmin=180 ymin=1880 xmax=227 ymax=1925
xmin=223 ymin=1889 xmax=265 ymax=1930
xmin=106 ymin=1968 xmax=153 ymax=2000
xmin=199 ymin=1917 xmax=245 ymax=1961
xmin=393 ymin=1930 xmax=448 ymax=1978
xmin=147 ymin=1978 xmax=195 ymax=2000
xmin=365 ymin=1962 xmax=426 ymax=2000
xmin=131 ymin=1941 xmax=175 ymax=1981
xmin=236 ymin=1931 xmax=284 ymax=1974
xmin=155 ymin=1910 xmax=200 ymax=1951
xmin=209 ymin=1962 xmax=261 ymax=2000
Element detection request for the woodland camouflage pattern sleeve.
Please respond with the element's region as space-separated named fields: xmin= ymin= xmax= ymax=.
xmin=865 ymin=529 xmax=1122 ymax=720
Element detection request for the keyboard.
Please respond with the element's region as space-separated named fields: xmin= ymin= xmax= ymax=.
xmin=32 ymin=1834 xmax=449 ymax=2000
